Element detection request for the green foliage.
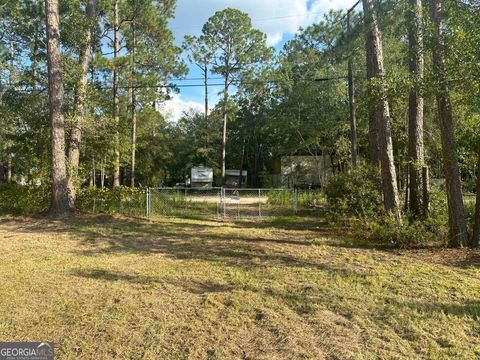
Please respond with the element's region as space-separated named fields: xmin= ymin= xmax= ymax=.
xmin=76 ymin=187 xmax=146 ymax=216
xmin=266 ymin=190 xmax=292 ymax=206
xmin=0 ymin=184 xmax=49 ymax=215
xmin=324 ymin=165 xmax=383 ymax=218
xmin=360 ymin=217 xmax=445 ymax=249
xmin=297 ymin=191 xmax=325 ymax=209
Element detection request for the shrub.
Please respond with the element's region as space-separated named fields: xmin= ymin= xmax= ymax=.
xmin=266 ymin=190 xmax=292 ymax=206
xmin=76 ymin=186 xmax=146 ymax=215
xmin=297 ymin=190 xmax=325 ymax=209
xmin=324 ymin=165 xmax=383 ymax=219
xmin=0 ymin=184 xmax=50 ymax=215
xmin=363 ymin=220 xmax=435 ymax=248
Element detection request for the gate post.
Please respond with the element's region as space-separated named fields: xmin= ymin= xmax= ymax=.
xmin=293 ymin=188 xmax=298 ymax=215
xmin=222 ymin=187 xmax=226 ymax=218
xmin=145 ymin=187 xmax=149 ymax=217
xmin=258 ymin=189 xmax=262 ymax=217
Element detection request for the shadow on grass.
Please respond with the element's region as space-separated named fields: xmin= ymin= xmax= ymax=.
xmin=7 ymin=214 xmax=480 ymax=269
xmin=387 ymin=298 xmax=480 ymax=320
xmin=72 ymin=268 xmax=159 ymax=285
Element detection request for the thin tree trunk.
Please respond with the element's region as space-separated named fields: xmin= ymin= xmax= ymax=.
xmin=363 ymin=0 xmax=380 ymax=166
xmin=7 ymin=40 xmax=14 ymax=183
xmin=407 ymin=0 xmax=425 ymax=218
xmin=473 ymin=149 xmax=480 ymax=246
xmin=221 ymin=76 xmax=229 ymax=184
xmin=45 ymin=0 xmax=69 ymax=216
xmin=130 ymin=24 xmax=137 ymax=188
xmin=422 ymin=166 xmax=430 ymax=216
xmin=67 ymin=0 xmax=96 ymax=208
xmin=101 ymin=157 xmax=105 ymax=188
xmin=429 ymin=0 xmax=468 ymax=247
xmin=89 ymin=158 xmax=94 ymax=187
xmin=113 ymin=0 xmax=121 ymax=187
xmin=347 ymin=10 xmax=358 ymax=168
xmin=204 ymin=62 xmax=208 ymax=123
xmin=203 ymin=62 xmax=210 ymax=155
xmin=239 ymin=140 xmax=245 ymax=187
xmin=6 ymin=158 xmax=12 ymax=183
xmin=362 ymin=0 xmax=402 ymax=223
xmin=122 ymin=167 xmax=127 ymax=186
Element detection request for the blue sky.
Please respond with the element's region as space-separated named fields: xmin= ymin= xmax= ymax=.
xmin=159 ymin=0 xmax=353 ymax=121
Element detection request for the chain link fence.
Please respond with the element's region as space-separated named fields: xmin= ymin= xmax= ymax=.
xmin=148 ymin=187 xmax=222 ymax=218
xmin=80 ymin=187 xmax=325 ymax=219
xmin=145 ymin=187 xmax=325 ymax=219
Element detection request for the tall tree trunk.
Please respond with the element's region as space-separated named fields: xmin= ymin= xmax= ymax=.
xmin=203 ymin=62 xmax=210 ymax=156
xmin=347 ymin=10 xmax=358 ymax=168
xmin=130 ymin=24 xmax=137 ymax=188
xmin=101 ymin=157 xmax=105 ymax=188
xmin=45 ymin=0 xmax=69 ymax=216
xmin=407 ymin=0 xmax=425 ymax=218
xmin=363 ymin=1 xmax=380 ymax=166
xmin=239 ymin=140 xmax=245 ymax=187
xmin=67 ymin=0 xmax=96 ymax=209
xmin=204 ymin=62 xmax=208 ymax=123
xmin=473 ymin=148 xmax=480 ymax=246
xmin=429 ymin=0 xmax=468 ymax=247
xmin=112 ymin=0 xmax=121 ymax=187
xmin=6 ymin=158 xmax=12 ymax=183
xmin=362 ymin=0 xmax=402 ymax=222
xmin=7 ymin=40 xmax=14 ymax=183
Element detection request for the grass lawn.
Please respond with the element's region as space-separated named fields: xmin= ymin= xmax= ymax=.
xmin=0 ymin=215 xmax=479 ymax=359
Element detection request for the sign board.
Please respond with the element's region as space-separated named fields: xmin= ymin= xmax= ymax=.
xmin=191 ymin=167 xmax=213 ymax=183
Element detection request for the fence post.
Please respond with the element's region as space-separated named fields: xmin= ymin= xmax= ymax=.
xmin=258 ymin=189 xmax=262 ymax=217
xmin=145 ymin=187 xmax=149 ymax=217
xmin=293 ymin=188 xmax=298 ymax=215
xmin=184 ymin=187 xmax=187 ymax=212
xmin=222 ymin=187 xmax=226 ymax=218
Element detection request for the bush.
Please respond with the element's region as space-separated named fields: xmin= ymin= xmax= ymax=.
xmin=360 ymin=217 xmax=446 ymax=248
xmin=76 ymin=187 xmax=146 ymax=215
xmin=266 ymin=190 xmax=292 ymax=206
xmin=0 ymin=184 xmax=50 ymax=215
xmin=324 ymin=165 xmax=383 ymax=219
xmin=297 ymin=190 xmax=325 ymax=209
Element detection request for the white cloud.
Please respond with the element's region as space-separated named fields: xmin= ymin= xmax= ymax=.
xmin=171 ymin=0 xmax=353 ymax=47
xmin=157 ymin=93 xmax=204 ymax=122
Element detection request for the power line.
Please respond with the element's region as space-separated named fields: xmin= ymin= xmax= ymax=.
xmin=170 ymin=3 xmax=362 ymax=32
xmin=0 ymin=75 xmax=350 ymax=94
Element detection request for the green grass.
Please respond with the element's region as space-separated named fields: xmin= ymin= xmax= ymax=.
xmin=0 ymin=215 xmax=479 ymax=359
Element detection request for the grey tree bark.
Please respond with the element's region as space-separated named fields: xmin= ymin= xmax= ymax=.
xmin=347 ymin=10 xmax=358 ymax=168
xmin=45 ymin=0 xmax=69 ymax=216
xmin=221 ymin=76 xmax=229 ymax=184
xmin=429 ymin=0 xmax=468 ymax=247
xmin=472 ymin=148 xmax=480 ymax=246
xmin=6 ymin=158 xmax=12 ymax=183
xmin=363 ymin=0 xmax=380 ymax=166
xmin=67 ymin=0 xmax=96 ymax=208
xmin=407 ymin=0 xmax=425 ymax=218
xmin=130 ymin=24 xmax=137 ymax=188
xmin=362 ymin=0 xmax=402 ymax=222
xmin=113 ymin=0 xmax=121 ymax=187
xmin=7 ymin=40 xmax=14 ymax=183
